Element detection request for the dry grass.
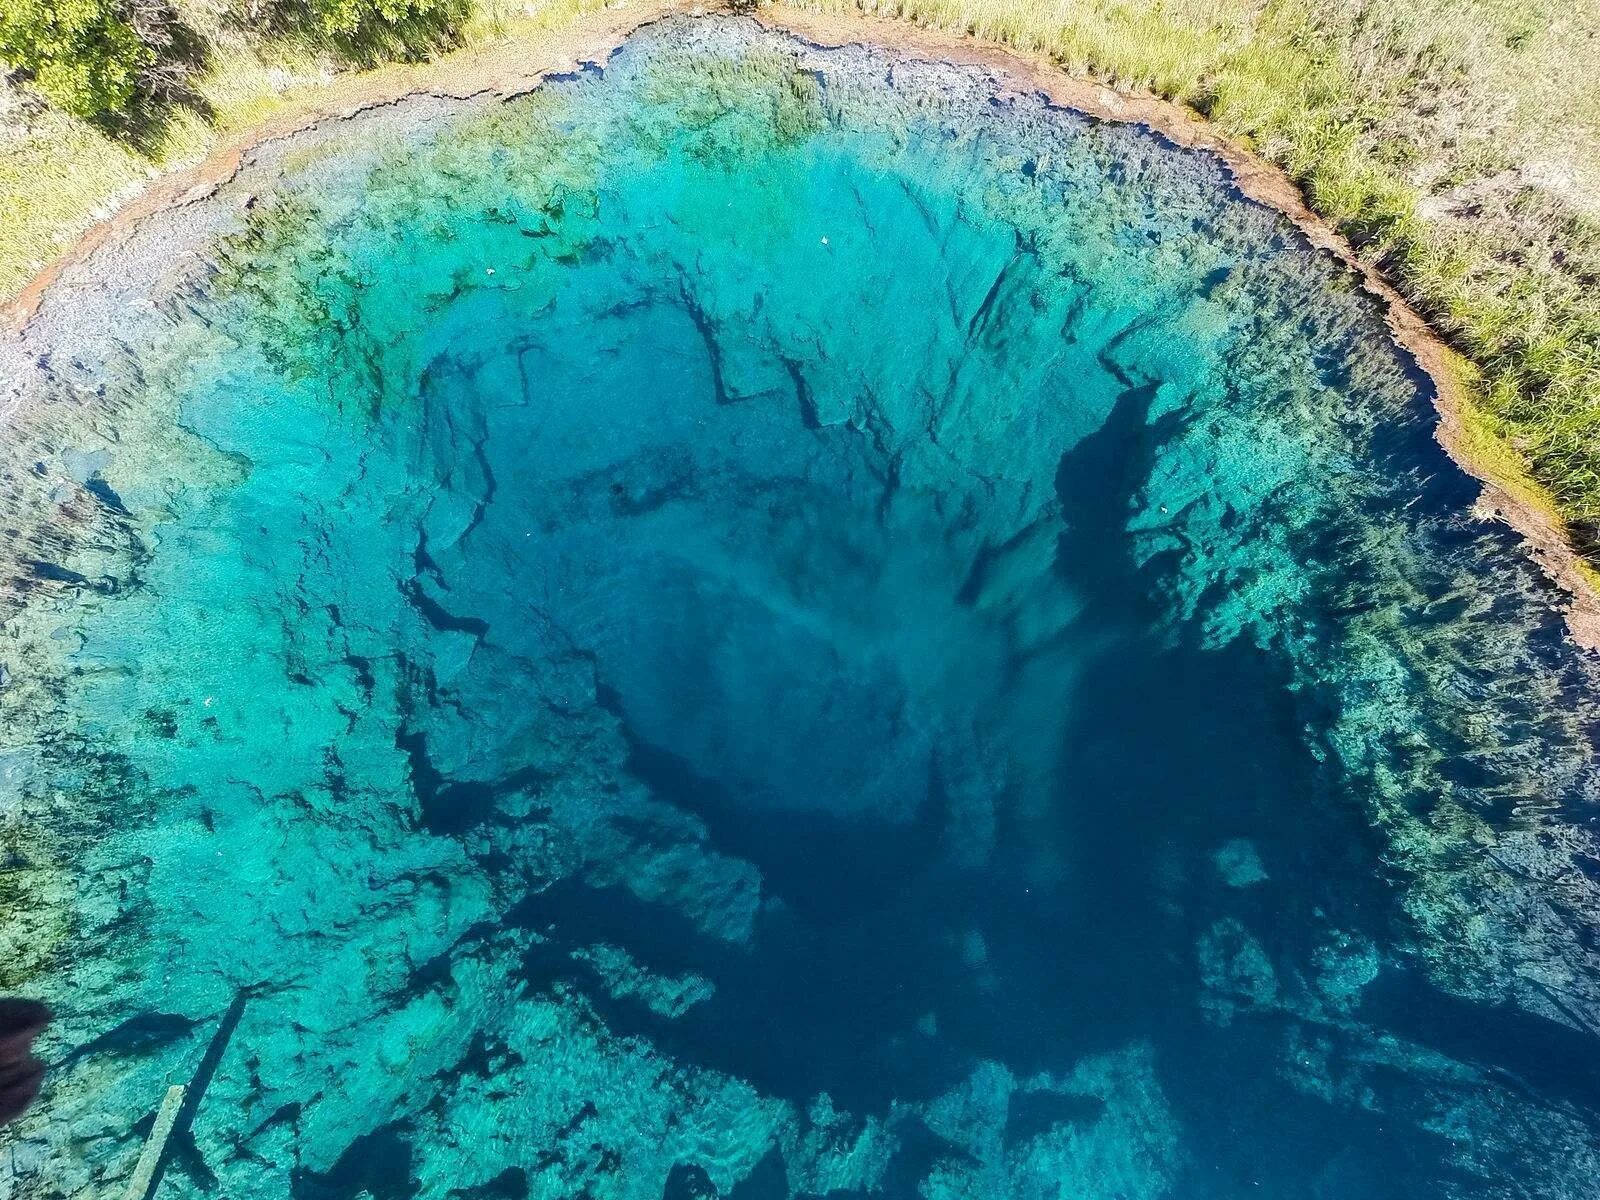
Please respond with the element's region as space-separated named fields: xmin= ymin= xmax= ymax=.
xmin=3 ymin=0 xmax=1598 ymax=544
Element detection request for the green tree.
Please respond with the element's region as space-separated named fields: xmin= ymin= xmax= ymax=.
xmin=237 ymin=0 xmax=468 ymax=63
xmin=311 ymin=0 xmax=460 ymax=39
xmin=0 ymin=0 xmax=153 ymax=118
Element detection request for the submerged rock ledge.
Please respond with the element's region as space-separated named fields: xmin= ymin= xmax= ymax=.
xmin=5 ymin=1 xmax=1595 ymax=647
xmin=4 ymin=11 xmax=1600 ymax=1200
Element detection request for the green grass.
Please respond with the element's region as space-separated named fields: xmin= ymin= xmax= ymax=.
xmin=3 ymin=0 xmax=1599 ymax=552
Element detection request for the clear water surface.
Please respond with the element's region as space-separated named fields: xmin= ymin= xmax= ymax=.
xmin=4 ymin=16 xmax=1600 ymax=1200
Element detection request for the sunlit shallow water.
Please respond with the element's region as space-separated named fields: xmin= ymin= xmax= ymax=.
xmin=5 ymin=16 xmax=1600 ymax=1199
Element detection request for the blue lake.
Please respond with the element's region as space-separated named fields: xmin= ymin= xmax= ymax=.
xmin=4 ymin=16 xmax=1600 ymax=1199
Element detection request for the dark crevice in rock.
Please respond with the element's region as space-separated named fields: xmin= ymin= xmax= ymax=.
xmin=166 ymin=1133 xmax=221 ymax=1192
xmin=449 ymin=1168 xmax=529 ymax=1199
xmin=291 ymin=1121 xmax=416 ymax=1200
xmin=1363 ymin=965 xmax=1600 ymax=1122
xmin=460 ymin=430 xmax=499 ymax=547
xmin=725 ymin=1148 xmax=787 ymax=1200
xmin=964 ymin=236 xmax=1026 ymax=347
xmin=394 ymin=727 xmax=548 ymax=836
xmin=401 ymin=577 xmax=490 ymax=641
xmin=780 ymin=357 xmax=820 ymax=430
xmin=84 ymin=477 xmax=132 ymax=515
xmin=679 ymin=284 xmax=733 ymax=408
xmin=412 ymin=528 xmax=446 ymax=588
xmin=1004 ymin=1089 xmax=1106 ymax=1145
xmin=876 ymin=1116 xmax=977 ymax=1196
xmin=24 ymin=560 xmax=95 ymax=589
xmin=663 ymin=1163 xmax=717 ymax=1200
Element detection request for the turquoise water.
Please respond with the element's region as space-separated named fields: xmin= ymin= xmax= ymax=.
xmin=6 ymin=15 xmax=1600 ymax=1198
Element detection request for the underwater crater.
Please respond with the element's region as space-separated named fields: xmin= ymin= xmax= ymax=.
xmin=5 ymin=14 xmax=1600 ymax=1200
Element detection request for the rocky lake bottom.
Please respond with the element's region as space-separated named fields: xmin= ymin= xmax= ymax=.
xmin=4 ymin=15 xmax=1600 ymax=1199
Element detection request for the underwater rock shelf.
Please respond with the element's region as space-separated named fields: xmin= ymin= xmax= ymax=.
xmin=4 ymin=13 xmax=1600 ymax=1199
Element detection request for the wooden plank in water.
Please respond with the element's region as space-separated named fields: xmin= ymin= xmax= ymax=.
xmin=122 ymin=1084 xmax=185 ymax=1200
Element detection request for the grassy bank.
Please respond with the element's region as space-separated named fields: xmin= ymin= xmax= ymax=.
xmin=788 ymin=0 xmax=1600 ymax=546
xmin=3 ymin=0 xmax=1598 ymax=553
xmin=0 ymin=0 xmax=608 ymax=298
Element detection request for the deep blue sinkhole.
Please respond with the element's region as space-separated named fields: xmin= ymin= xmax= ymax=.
xmin=9 ymin=16 xmax=1600 ymax=1200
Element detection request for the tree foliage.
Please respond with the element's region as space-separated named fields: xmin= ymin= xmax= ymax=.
xmin=237 ymin=0 xmax=469 ymax=64
xmin=309 ymin=0 xmax=464 ymax=42
xmin=0 ymin=0 xmax=469 ymax=121
xmin=0 ymin=0 xmax=153 ymax=118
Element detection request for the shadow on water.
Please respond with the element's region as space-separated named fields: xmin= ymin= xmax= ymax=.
xmin=0 ymin=999 xmax=49 ymax=1128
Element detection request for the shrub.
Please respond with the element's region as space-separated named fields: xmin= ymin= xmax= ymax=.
xmin=235 ymin=0 xmax=469 ymax=63
xmin=315 ymin=0 xmax=469 ymax=60
xmin=122 ymin=0 xmax=203 ymax=105
xmin=0 ymin=0 xmax=153 ymax=118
